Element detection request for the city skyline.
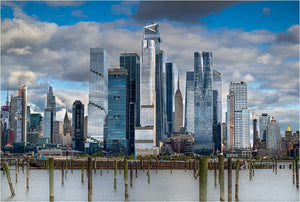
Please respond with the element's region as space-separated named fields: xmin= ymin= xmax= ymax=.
xmin=1 ymin=1 xmax=299 ymax=135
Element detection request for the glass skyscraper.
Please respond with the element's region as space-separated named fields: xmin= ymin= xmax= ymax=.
xmin=185 ymin=71 xmax=194 ymax=134
xmin=213 ymin=69 xmax=222 ymax=153
xmin=88 ymin=48 xmax=108 ymax=146
xmin=72 ymin=100 xmax=84 ymax=152
xmin=194 ymin=52 xmax=213 ymax=155
xmin=259 ymin=113 xmax=270 ymax=141
xmin=107 ymin=68 xmax=129 ymax=155
xmin=43 ymin=107 xmax=53 ymax=142
xmin=266 ymin=118 xmax=280 ymax=155
xmin=120 ymin=53 xmax=140 ymax=154
xmin=47 ymin=86 xmax=56 ymax=121
xmin=16 ymin=84 xmax=27 ymax=143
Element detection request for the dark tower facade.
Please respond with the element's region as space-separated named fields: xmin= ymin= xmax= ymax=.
xmin=72 ymin=100 xmax=84 ymax=152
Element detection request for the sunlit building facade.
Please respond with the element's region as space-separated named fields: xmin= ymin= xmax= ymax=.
xmin=16 ymin=84 xmax=27 ymax=143
xmin=185 ymin=71 xmax=194 ymax=134
xmin=260 ymin=113 xmax=270 ymax=142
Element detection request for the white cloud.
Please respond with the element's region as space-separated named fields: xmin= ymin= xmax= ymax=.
xmin=7 ymin=46 xmax=32 ymax=55
xmin=71 ymin=10 xmax=87 ymax=18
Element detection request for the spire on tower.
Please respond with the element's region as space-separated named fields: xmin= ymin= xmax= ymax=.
xmin=177 ymin=73 xmax=180 ymax=90
xmin=286 ymin=124 xmax=291 ymax=132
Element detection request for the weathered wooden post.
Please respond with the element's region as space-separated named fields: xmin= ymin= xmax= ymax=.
xmin=130 ymin=161 xmax=133 ymax=187
xmin=49 ymin=158 xmax=54 ymax=201
xmin=114 ymin=160 xmax=117 ymax=190
xmin=272 ymin=158 xmax=274 ymax=172
xmin=156 ymin=159 xmax=158 ymax=173
xmin=293 ymin=160 xmax=295 ymax=184
xmin=142 ymin=159 xmax=144 ymax=171
xmin=147 ymin=159 xmax=150 ymax=183
xmin=107 ymin=159 xmax=109 ymax=173
xmin=170 ymin=159 xmax=172 ymax=174
xmin=228 ymin=158 xmax=232 ymax=201
xmin=15 ymin=160 xmax=18 ymax=183
xmin=135 ymin=161 xmax=138 ymax=178
xmin=296 ymin=159 xmax=299 ymax=189
xmin=124 ymin=158 xmax=128 ymax=198
xmin=189 ymin=160 xmax=192 ymax=170
xmin=199 ymin=157 xmax=208 ymax=201
xmin=71 ymin=159 xmax=73 ymax=174
xmin=100 ymin=160 xmax=103 ymax=176
xmin=119 ymin=159 xmax=121 ymax=174
xmin=275 ymin=158 xmax=278 ymax=175
xmin=194 ymin=158 xmax=196 ymax=177
xmin=61 ymin=161 xmax=64 ymax=185
xmin=94 ymin=159 xmax=97 ymax=174
xmin=249 ymin=160 xmax=252 ymax=180
xmin=160 ymin=159 xmax=162 ymax=170
xmin=81 ymin=161 xmax=84 ymax=183
xmin=235 ymin=159 xmax=240 ymax=201
xmin=88 ymin=157 xmax=92 ymax=201
xmin=26 ymin=161 xmax=29 ymax=189
xmin=214 ymin=159 xmax=217 ymax=186
xmin=253 ymin=160 xmax=255 ymax=176
xmin=3 ymin=162 xmax=15 ymax=196
xmin=185 ymin=160 xmax=187 ymax=172
xmin=65 ymin=159 xmax=68 ymax=179
xmin=218 ymin=155 xmax=225 ymax=201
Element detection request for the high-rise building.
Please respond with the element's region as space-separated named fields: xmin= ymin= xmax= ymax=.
xmin=213 ymin=69 xmax=222 ymax=153
xmin=16 ymin=84 xmax=27 ymax=143
xmin=120 ymin=53 xmax=140 ymax=154
xmin=107 ymin=68 xmax=129 ymax=155
xmin=137 ymin=23 xmax=165 ymax=149
xmin=174 ymin=75 xmax=183 ymax=132
xmin=184 ymin=71 xmax=194 ymax=134
xmin=226 ymin=91 xmax=235 ymax=152
xmin=1 ymin=106 xmax=9 ymax=146
xmin=260 ymin=113 xmax=270 ymax=142
xmin=266 ymin=118 xmax=280 ymax=155
xmin=43 ymin=107 xmax=53 ymax=142
xmin=9 ymin=95 xmax=18 ymax=144
xmin=194 ymin=52 xmax=213 ymax=155
xmin=165 ymin=62 xmax=178 ymax=133
xmin=47 ymin=86 xmax=56 ymax=121
xmin=63 ymin=109 xmax=72 ymax=146
xmin=88 ymin=48 xmax=108 ymax=147
xmin=53 ymin=121 xmax=63 ymax=144
xmin=72 ymin=100 xmax=84 ymax=151
xmin=30 ymin=113 xmax=43 ymax=130
xmin=228 ymin=81 xmax=250 ymax=150
xmin=253 ymin=118 xmax=259 ymax=150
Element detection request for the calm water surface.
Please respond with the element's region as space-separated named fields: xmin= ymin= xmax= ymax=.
xmin=1 ymin=162 xmax=299 ymax=201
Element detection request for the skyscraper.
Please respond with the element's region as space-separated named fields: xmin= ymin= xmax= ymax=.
xmin=88 ymin=48 xmax=108 ymax=146
xmin=47 ymin=86 xmax=56 ymax=121
xmin=213 ymin=69 xmax=222 ymax=153
xmin=184 ymin=71 xmax=194 ymax=134
xmin=107 ymin=68 xmax=129 ymax=155
xmin=260 ymin=113 xmax=270 ymax=142
xmin=228 ymin=81 xmax=250 ymax=150
xmin=165 ymin=62 xmax=178 ymax=133
xmin=72 ymin=100 xmax=84 ymax=152
xmin=137 ymin=23 xmax=165 ymax=148
xmin=226 ymin=91 xmax=235 ymax=152
xmin=266 ymin=118 xmax=280 ymax=155
xmin=120 ymin=53 xmax=140 ymax=154
xmin=174 ymin=75 xmax=183 ymax=132
xmin=194 ymin=52 xmax=213 ymax=155
xmin=253 ymin=118 xmax=259 ymax=150
xmin=16 ymin=84 xmax=27 ymax=143
xmin=43 ymin=107 xmax=53 ymax=142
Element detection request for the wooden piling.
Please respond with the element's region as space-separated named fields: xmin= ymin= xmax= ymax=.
xmin=275 ymin=158 xmax=278 ymax=175
xmin=100 ymin=160 xmax=103 ymax=176
xmin=49 ymin=158 xmax=54 ymax=201
xmin=218 ymin=155 xmax=225 ymax=201
xmin=107 ymin=159 xmax=109 ymax=173
xmin=3 ymin=162 xmax=15 ymax=196
xmin=235 ymin=159 xmax=240 ymax=201
xmin=15 ymin=160 xmax=18 ymax=183
xmin=185 ymin=160 xmax=187 ymax=172
xmin=214 ymin=159 xmax=217 ymax=186
xmin=130 ymin=161 xmax=133 ymax=187
xmin=94 ymin=159 xmax=96 ymax=174
xmin=170 ymin=159 xmax=172 ymax=174
xmin=293 ymin=160 xmax=295 ymax=184
xmin=88 ymin=157 xmax=92 ymax=201
xmin=124 ymin=158 xmax=128 ymax=198
xmin=199 ymin=157 xmax=208 ymax=201
xmin=142 ymin=159 xmax=144 ymax=171
xmin=228 ymin=158 xmax=232 ymax=201
xmin=156 ymin=159 xmax=158 ymax=173
xmin=81 ymin=161 xmax=84 ymax=183
xmin=249 ymin=160 xmax=252 ymax=180
xmin=26 ymin=161 xmax=29 ymax=189
xmin=114 ymin=160 xmax=117 ymax=190
xmin=147 ymin=159 xmax=150 ymax=183
xmin=65 ymin=159 xmax=68 ymax=179
xmin=272 ymin=159 xmax=274 ymax=172
xmin=61 ymin=161 xmax=64 ymax=185
xmin=135 ymin=161 xmax=138 ymax=178
xmin=119 ymin=160 xmax=121 ymax=174
xmin=296 ymin=159 xmax=299 ymax=189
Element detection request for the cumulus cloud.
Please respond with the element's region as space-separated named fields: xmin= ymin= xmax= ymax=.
xmin=44 ymin=1 xmax=84 ymax=8
xmin=71 ymin=10 xmax=87 ymax=18
xmin=7 ymin=46 xmax=32 ymax=55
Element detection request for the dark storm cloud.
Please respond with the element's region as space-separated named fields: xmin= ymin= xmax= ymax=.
xmin=132 ymin=1 xmax=239 ymax=23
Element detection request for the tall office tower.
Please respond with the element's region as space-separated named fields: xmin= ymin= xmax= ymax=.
xmin=138 ymin=23 xmax=165 ymax=148
xmin=226 ymin=91 xmax=235 ymax=152
xmin=53 ymin=121 xmax=64 ymax=144
xmin=16 ymin=84 xmax=27 ymax=143
xmin=120 ymin=53 xmax=140 ymax=154
xmin=266 ymin=118 xmax=280 ymax=155
xmin=30 ymin=113 xmax=42 ymax=130
xmin=1 ymin=106 xmax=9 ymax=146
xmin=107 ymin=68 xmax=129 ymax=155
xmin=174 ymin=76 xmax=183 ymax=132
xmin=184 ymin=71 xmax=194 ymax=134
xmin=194 ymin=52 xmax=213 ymax=155
xmin=72 ymin=100 xmax=84 ymax=151
xmin=165 ymin=62 xmax=178 ymax=133
xmin=229 ymin=81 xmax=250 ymax=150
xmin=88 ymin=48 xmax=108 ymax=146
xmin=213 ymin=69 xmax=222 ymax=153
xmin=84 ymin=115 xmax=88 ymax=140
xmin=47 ymin=86 xmax=56 ymax=121
xmin=43 ymin=107 xmax=53 ymax=142
xmin=63 ymin=109 xmax=71 ymax=136
xmin=253 ymin=117 xmax=259 ymax=150
xmin=260 ymin=113 xmax=270 ymax=141
xmin=9 ymin=95 xmax=18 ymax=143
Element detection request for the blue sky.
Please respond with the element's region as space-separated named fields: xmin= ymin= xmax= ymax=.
xmin=1 ymin=1 xmax=299 ymax=134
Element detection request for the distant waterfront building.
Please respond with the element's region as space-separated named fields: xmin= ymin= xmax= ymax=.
xmin=161 ymin=132 xmax=194 ymax=155
xmin=266 ymin=118 xmax=280 ymax=155
xmin=228 ymin=81 xmax=250 ymax=150
xmin=53 ymin=121 xmax=64 ymax=144
xmin=107 ymin=68 xmax=129 ymax=155
xmin=43 ymin=107 xmax=53 ymax=143
xmin=260 ymin=113 xmax=270 ymax=142
xmin=63 ymin=109 xmax=72 ymax=146
xmin=47 ymin=86 xmax=56 ymax=121
xmin=16 ymin=84 xmax=27 ymax=143
xmin=88 ymin=47 xmax=108 ymax=146
xmin=194 ymin=52 xmax=213 ymax=155
xmin=165 ymin=62 xmax=178 ymax=133
xmin=174 ymin=76 xmax=183 ymax=132
xmin=72 ymin=100 xmax=85 ymax=151
xmin=184 ymin=71 xmax=194 ymax=134
xmin=120 ymin=53 xmax=141 ymax=154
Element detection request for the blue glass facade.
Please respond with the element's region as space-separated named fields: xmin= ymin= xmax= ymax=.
xmin=120 ymin=53 xmax=140 ymax=155
xmin=88 ymin=48 xmax=108 ymax=146
xmin=185 ymin=71 xmax=194 ymax=134
xmin=107 ymin=68 xmax=129 ymax=155
xmin=194 ymin=52 xmax=213 ymax=155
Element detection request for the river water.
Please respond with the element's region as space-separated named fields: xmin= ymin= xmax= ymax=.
xmin=1 ymin=161 xmax=299 ymax=201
